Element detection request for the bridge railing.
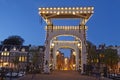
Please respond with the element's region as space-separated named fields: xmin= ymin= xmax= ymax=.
xmin=45 ymin=26 xmax=87 ymax=30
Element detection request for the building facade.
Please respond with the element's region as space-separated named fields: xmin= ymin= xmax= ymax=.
xmin=109 ymin=46 xmax=120 ymax=72
xmin=0 ymin=45 xmax=45 ymax=72
xmin=0 ymin=45 xmax=29 ymax=70
xmin=29 ymin=46 xmax=45 ymax=72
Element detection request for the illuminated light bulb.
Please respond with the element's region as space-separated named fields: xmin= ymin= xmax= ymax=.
xmin=72 ymin=12 xmax=75 ymax=15
xmin=65 ymin=7 xmax=67 ymax=10
xmin=65 ymin=11 xmax=67 ymax=13
xmin=75 ymin=27 xmax=77 ymax=30
xmin=91 ymin=7 xmax=94 ymax=10
xmin=73 ymin=51 xmax=76 ymax=56
xmin=39 ymin=8 xmax=41 ymax=10
xmin=50 ymin=8 xmax=52 ymax=10
xmin=85 ymin=26 xmax=88 ymax=30
xmin=56 ymin=51 xmax=59 ymax=55
xmin=46 ymin=8 xmax=49 ymax=10
xmin=61 ymin=11 xmax=64 ymax=13
xmin=84 ymin=7 xmax=87 ymax=10
xmin=88 ymin=11 xmax=90 ymax=13
xmin=45 ymin=26 xmax=47 ymax=30
xmin=57 ymin=12 xmax=60 ymax=15
xmin=78 ymin=43 xmax=80 ymax=47
xmin=50 ymin=11 xmax=52 ymax=13
xmin=84 ymin=11 xmax=87 ymax=13
xmin=68 ymin=27 xmax=69 ymax=30
xmin=76 ymin=7 xmax=79 ymax=10
xmin=73 ymin=7 xmax=75 ymax=10
xmin=88 ymin=7 xmax=90 ymax=10
xmin=76 ymin=11 xmax=79 ymax=13
xmin=54 ymin=8 xmax=56 ymax=10
xmin=54 ymin=11 xmax=56 ymax=13
xmin=61 ymin=7 xmax=64 ymax=10
xmin=69 ymin=7 xmax=71 ymax=10
xmin=58 ymin=7 xmax=60 ymax=10
xmin=80 ymin=7 xmax=83 ymax=10
xmin=39 ymin=12 xmax=41 ymax=14
xmin=42 ymin=11 xmax=45 ymax=13
xmin=80 ymin=11 xmax=83 ymax=13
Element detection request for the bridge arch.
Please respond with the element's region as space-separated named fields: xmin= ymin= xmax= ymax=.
xmin=50 ymin=40 xmax=81 ymax=70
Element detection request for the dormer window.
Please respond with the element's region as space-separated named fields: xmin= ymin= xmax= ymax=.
xmin=5 ymin=48 xmax=7 ymax=51
xmin=21 ymin=48 xmax=25 ymax=52
xmin=13 ymin=47 xmax=16 ymax=51
xmin=40 ymin=48 xmax=43 ymax=51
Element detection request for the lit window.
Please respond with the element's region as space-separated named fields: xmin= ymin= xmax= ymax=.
xmin=19 ymin=56 xmax=26 ymax=62
xmin=5 ymin=48 xmax=7 ymax=51
xmin=13 ymin=47 xmax=16 ymax=51
xmin=21 ymin=48 xmax=25 ymax=52
xmin=1 ymin=52 xmax=9 ymax=56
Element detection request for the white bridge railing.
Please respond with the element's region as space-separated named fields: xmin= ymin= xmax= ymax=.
xmin=53 ymin=41 xmax=79 ymax=43
xmin=45 ymin=26 xmax=87 ymax=30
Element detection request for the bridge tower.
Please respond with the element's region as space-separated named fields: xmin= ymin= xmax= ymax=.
xmin=39 ymin=7 xmax=94 ymax=74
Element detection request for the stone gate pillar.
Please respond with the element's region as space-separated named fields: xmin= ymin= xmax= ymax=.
xmin=81 ymin=42 xmax=87 ymax=74
xmin=75 ymin=48 xmax=79 ymax=70
xmin=44 ymin=40 xmax=50 ymax=73
xmin=44 ymin=18 xmax=53 ymax=73
xmin=80 ymin=18 xmax=87 ymax=74
xmin=53 ymin=46 xmax=57 ymax=69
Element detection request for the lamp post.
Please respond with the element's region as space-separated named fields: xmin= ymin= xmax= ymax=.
xmin=98 ymin=53 xmax=106 ymax=78
xmin=95 ymin=52 xmax=102 ymax=79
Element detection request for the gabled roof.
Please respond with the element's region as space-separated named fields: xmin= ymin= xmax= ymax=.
xmin=0 ymin=45 xmax=30 ymax=52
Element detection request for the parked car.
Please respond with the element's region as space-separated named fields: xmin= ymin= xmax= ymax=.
xmin=18 ymin=71 xmax=25 ymax=77
xmin=6 ymin=72 xmax=18 ymax=77
xmin=109 ymin=73 xmax=120 ymax=80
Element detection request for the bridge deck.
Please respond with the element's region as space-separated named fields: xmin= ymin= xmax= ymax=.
xmin=18 ymin=70 xmax=111 ymax=80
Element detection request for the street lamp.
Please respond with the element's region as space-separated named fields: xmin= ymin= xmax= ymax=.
xmin=56 ymin=51 xmax=59 ymax=56
xmin=77 ymin=43 xmax=80 ymax=47
xmin=98 ymin=53 xmax=105 ymax=77
xmin=51 ymin=43 xmax=54 ymax=47
xmin=73 ymin=51 xmax=76 ymax=56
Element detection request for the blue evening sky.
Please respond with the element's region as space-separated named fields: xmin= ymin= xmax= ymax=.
xmin=0 ymin=0 xmax=120 ymax=47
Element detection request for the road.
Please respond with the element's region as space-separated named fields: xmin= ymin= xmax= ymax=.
xmin=18 ymin=70 xmax=111 ymax=80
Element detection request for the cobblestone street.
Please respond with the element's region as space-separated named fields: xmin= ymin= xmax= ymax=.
xmin=18 ymin=70 xmax=112 ymax=80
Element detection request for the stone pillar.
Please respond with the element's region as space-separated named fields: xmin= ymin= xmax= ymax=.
xmin=53 ymin=46 xmax=57 ymax=70
xmin=81 ymin=40 xmax=87 ymax=74
xmin=44 ymin=18 xmax=53 ymax=73
xmin=80 ymin=18 xmax=87 ymax=74
xmin=75 ymin=48 xmax=79 ymax=70
xmin=44 ymin=39 xmax=50 ymax=73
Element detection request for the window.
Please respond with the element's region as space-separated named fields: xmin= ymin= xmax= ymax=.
xmin=13 ymin=47 xmax=16 ymax=51
xmin=19 ymin=56 xmax=26 ymax=62
xmin=21 ymin=48 xmax=25 ymax=52
xmin=1 ymin=52 xmax=9 ymax=56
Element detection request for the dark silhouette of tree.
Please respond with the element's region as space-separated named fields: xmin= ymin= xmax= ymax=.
xmin=12 ymin=56 xmax=19 ymax=70
xmin=87 ymin=41 xmax=97 ymax=64
xmin=104 ymin=48 xmax=119 ymax=72
xmin=97 ymin=47 xmax=119 ymax=73
xmin=1 ymin=35 xmax=24 ymax=45
xmin=29 ymin=48 xmax=39 ymax=66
